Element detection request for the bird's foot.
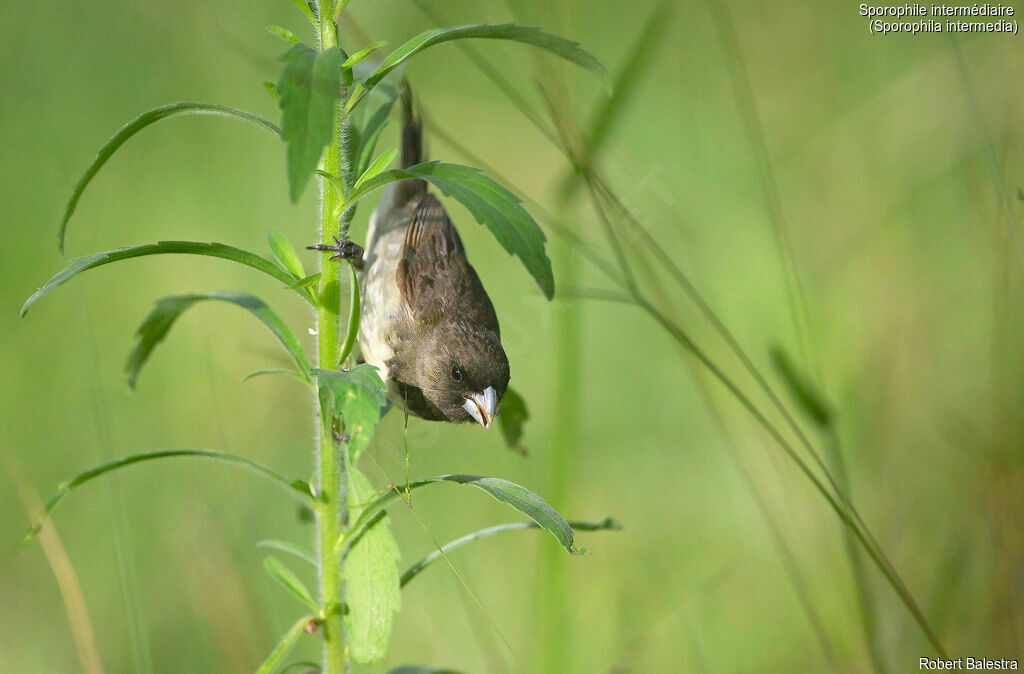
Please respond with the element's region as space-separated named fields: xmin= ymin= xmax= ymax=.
xmin=307 ymin=236 xmax=364 ymax=261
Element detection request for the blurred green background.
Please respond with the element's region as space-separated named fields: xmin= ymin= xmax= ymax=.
xmin=2 ymin=1 xmax=1022 ymax=672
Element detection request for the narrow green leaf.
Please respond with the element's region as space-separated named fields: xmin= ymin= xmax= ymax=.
xmin=450 ymin=476 xmax=581 ymax=553
xmin=264 ymin=81 xmax=282 ymax=104
xmin=346 ymin=475 xmax=582 ymax=555
xmin=21 ymin=241 xmax=299 ymax=317
xmin=287 ymin=272 xmax=321 ymax=290
xmin=313 ymin=365 xmax=387 ymax=461
xmin=241 ymin=369 xmax=310 ymax=385
xmin=345 ymin=162 xmax=553 ymax=299
xmin=58 ymin=104 xmax=279 ymax=253
xmin=353 ymin=148 xmax=397 ymax=191
xmin=278 ymin=44 xmax=344 ymax=202
xmin=770 ymin=346 xmax=832 ymax=428
xmin=401 ymin=518 xmax=620 ymax=588
xmin=585 ymin=2 xmax=669 ymax=161
xmin=498 ymin=387 xmax=529 ymax=454
xmin=356 ymin=89 xmax=399 ymax=176
xmin=290 ymin=0 xmax=316 ymax=25
xmin=267 ymin=25 xmax=302 ymax=44
xmin=263 ymin=556 xmax=319 ymax=612
xmin=256 ymin=615 xmax=313 ymax=674
xmin=313 ymin=169 xmax=346 ymax=201
xmin=343 ymin=467 xmax=401 ymax=664
xmin=349 ymin=24 xmax=609 ymax=110
xmin=19 ymin=449 xmax=310 ymax=546
xmin=267 ymin=230 xmax=307 ymax=279
xmin=343 ymin=41 xmax=388 ymax=68
xmin=281 ymin=662 xmax=321 ymax=673
xmin=257 ymin=540 xmax=316 ymax=567
xmin=338 ymin=263 xmax=361 ymax=366
xmin=126 ymin=291 xmax=311 ymax=389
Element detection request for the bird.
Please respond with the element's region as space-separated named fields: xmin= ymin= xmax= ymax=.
xmin=310 ymin=83 xmax=509 ymax=428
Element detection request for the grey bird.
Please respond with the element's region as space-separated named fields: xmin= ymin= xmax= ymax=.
xmin=312 ymin=84 xmax=509 ymax=427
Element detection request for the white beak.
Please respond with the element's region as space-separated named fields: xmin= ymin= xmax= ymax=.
xmin=462 ymin=386 xmax=498 ymax=428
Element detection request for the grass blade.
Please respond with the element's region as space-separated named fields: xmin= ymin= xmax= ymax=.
xmin=126 ymin=291 xmax=312 ymax=389
xmin=21 ymin=241 xmax=303 ymax=317
xmin=401 ymin=518 xmax=619 ymax=588
xmin=19 ymin=450 xmax=311 ymax=546
xmin=263 ymin=557 xmax=319 ymax=613
xmin=256 ymin=615 xmax=313 ymax=674
xmin=58 ymin=104 xmax=279 ymax=253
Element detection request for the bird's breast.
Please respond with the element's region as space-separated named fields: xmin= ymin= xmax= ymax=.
xmin=358 ymin=226 xmax=410 ymax=383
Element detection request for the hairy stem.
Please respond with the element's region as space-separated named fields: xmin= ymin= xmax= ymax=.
xmin=315 ymin=2 xmax=348 ymax=672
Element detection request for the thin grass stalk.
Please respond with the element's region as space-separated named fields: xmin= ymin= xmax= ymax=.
xmin=824 ymin=433 xmax=887 ymax=674
xmin=703 ymin=0 xmax=816 ymax=370
xmin=584 ymin=174 xmax=946 ymax=657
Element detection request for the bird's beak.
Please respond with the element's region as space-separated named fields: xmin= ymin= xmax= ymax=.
xmin=463 ymin=386 xmax=497 ymax=428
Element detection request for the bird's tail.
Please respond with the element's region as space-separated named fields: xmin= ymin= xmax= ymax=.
xmin=400 ymin=79 xmax=424 ymax=169
xmin=365 ymin=80 xmax=426 ymax=255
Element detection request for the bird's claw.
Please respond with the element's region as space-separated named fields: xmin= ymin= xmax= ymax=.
xmin=307 ymin=236 xmax=364 ymax=261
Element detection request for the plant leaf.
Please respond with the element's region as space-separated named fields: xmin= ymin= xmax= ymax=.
xmin=126 ymin=291 xmax=311 ymax=389
xmin=350 ymin=24 xmax=609 ymax=109
xmin=401 ymin=518 xmax=620 ymax=588
xmin=257 ymin=540 xmax=316 ymax=567
xmin=264 ymin=81 xmax=282 ymax=104
xmin=290 ymin=0 xmax=316 ymax=25
xmin=345 ymin=162 xmax=553 ymax=298
xmin=356 ymin=90 xmax=399 ymax=176
xmin=58 ymin=104 xmax=279 ymax=253
xmin=338 ymin=263 xmax=361 ymax=366
xmin=343 ymin=41 xmax=388 ymax=68
xmin=263 ymin=556 xmax=319 ymax=612
xmin=278 ymin=44 xmax=344 ymax=202
xmin=256 ymin=615 xmax=313 ymax=674
xmin=287 ymin=272 xmax=321 ymax=290
xmin=19 ymin=449 xmax=311 ymax=546
xmin=267 ymin=25 xmax=302 ymax=44
xmin=346 ymin=475 xmax=582 ymax=555
xmin=353 ymin=148 xmax=397 ymax=191
xmin=21 ymin=241 xmax=301 ymax=317
xmin=267 ymin=230 xmax=307 ymax=279
xmin=388 ymin=668 xmax=463 ymax=674
xmin=313 ymin=365 xmax=387 ymax=461
xmin=242 ymin=369 xmax=310 ymax=385
xmin=343 ymin=467 xmax=401 ymax=664
xmin=498 ymin=387 xmax=529 ymax=454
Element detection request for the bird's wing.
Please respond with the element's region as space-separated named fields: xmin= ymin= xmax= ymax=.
xmin=396 ymin=194 xmax=500 ymax=334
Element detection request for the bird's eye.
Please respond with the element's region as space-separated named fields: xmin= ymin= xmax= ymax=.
xmin=450 ymin=365 xmax=463 ymax=382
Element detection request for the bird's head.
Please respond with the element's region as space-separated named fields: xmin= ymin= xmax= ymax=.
xmin=417 ymin=320 xmax=509 ymax=427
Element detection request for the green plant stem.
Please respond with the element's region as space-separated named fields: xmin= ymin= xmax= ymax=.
xmin=315 ymin=2 xmax=348 ymax=673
